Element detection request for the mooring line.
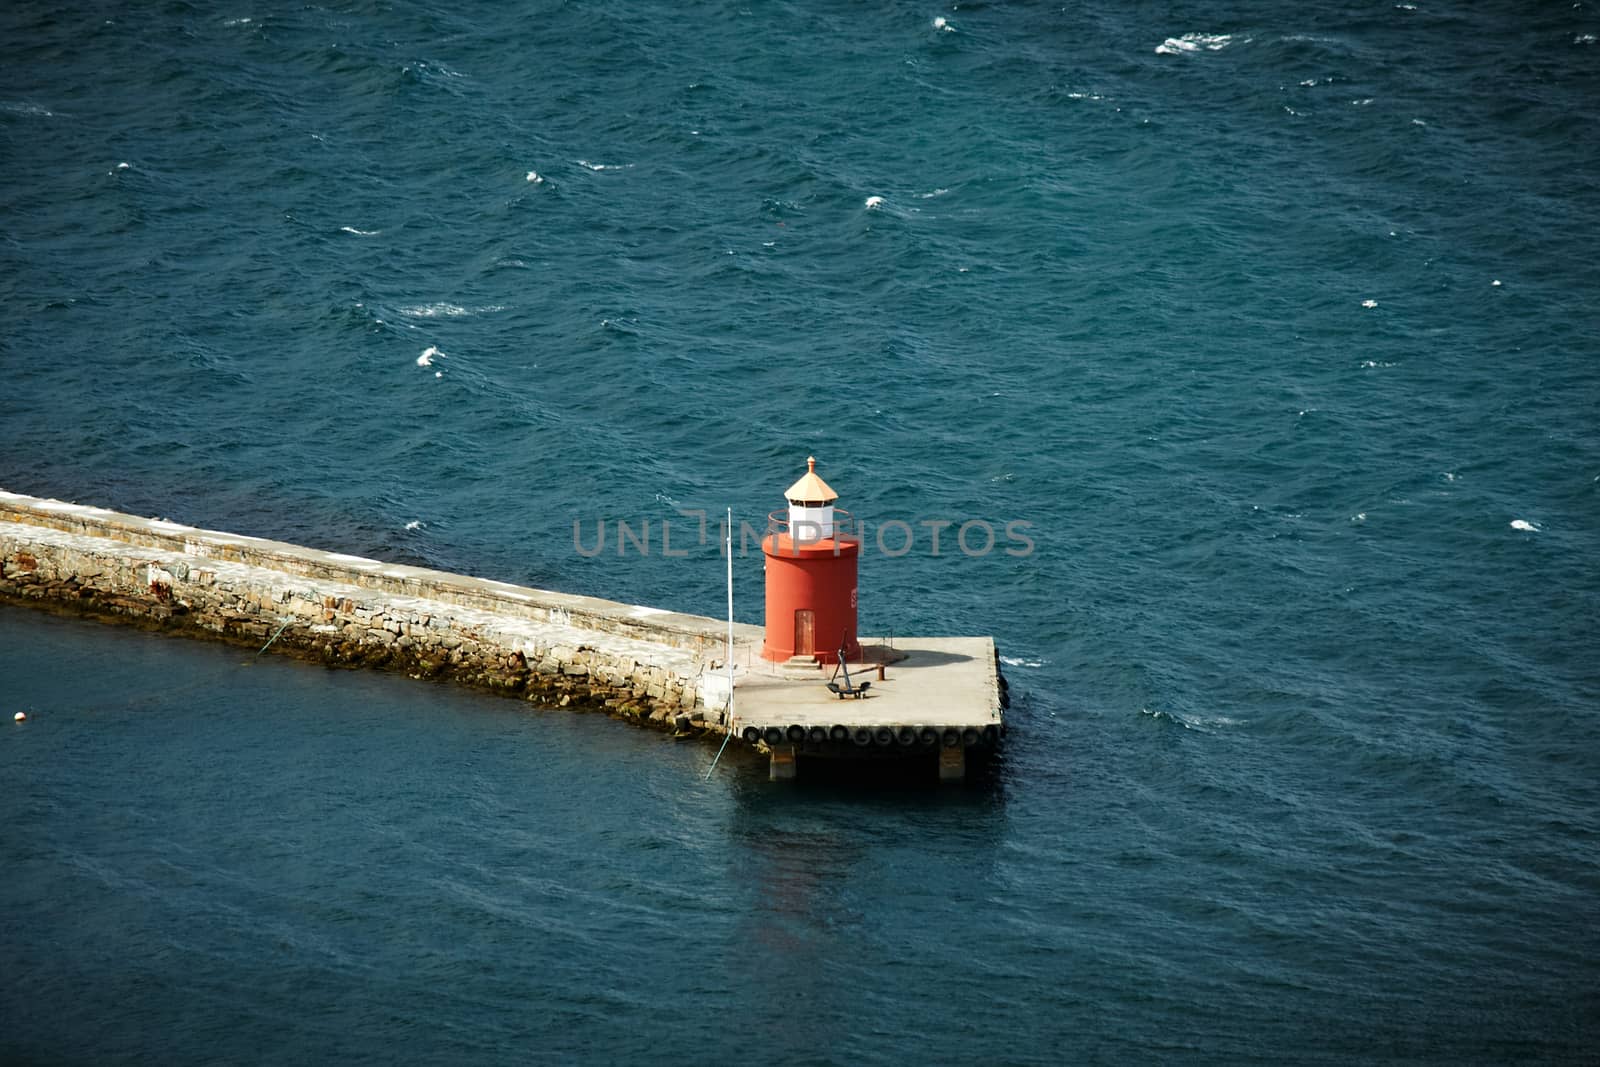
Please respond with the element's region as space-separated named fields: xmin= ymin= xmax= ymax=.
xmin=703 ymin=722 xmax=733 ymax=781
xmin=256 ymin=616 xmax=293 ymax=658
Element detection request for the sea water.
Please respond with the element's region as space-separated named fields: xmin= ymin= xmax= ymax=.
xmin=2 ymin=2 xmax=1598 ymax=1061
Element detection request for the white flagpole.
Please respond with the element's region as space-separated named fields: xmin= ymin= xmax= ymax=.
xmin=704 ymin=506 xmax=736 ymax=781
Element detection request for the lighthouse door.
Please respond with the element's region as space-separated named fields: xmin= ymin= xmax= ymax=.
xmin=794 ymin=610 xmax=815 ymax=657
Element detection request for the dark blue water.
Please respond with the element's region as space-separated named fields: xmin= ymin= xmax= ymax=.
xmin=4 ymin=1 xmax=1599 ymax=1061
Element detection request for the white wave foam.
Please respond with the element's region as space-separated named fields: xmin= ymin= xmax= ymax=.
xmin=864 ymin=195 xmax=884 ymax=209
xmin=1155 ymin=32 xmax=1236 ymax=55
xmin=933 ymin=16 xmax=953 ymax=32
xmin=1352 ymin=512 xmax=1367 ymax=522
xmin=917 ymin=188 xmax=950 ymax=198
xmin=404 ymin=60 xmax=464 ymax=80
xmin=404 ymin=520 xmax=424 ymax=531
xmin=3 ymin=102 xmax=54 ymax=117
xmin=340 ymin=225 xmax=379 ymax=236
xmin=525 ymin=170 xmax=543 ymax=183
xmin=576 ymin=160 xmax=631 ymax=171
xmin=1140 ymin=708 xmax=1246 ymax=732
xmin=223 ymin=17 xmax=252 ymax=25
xmin=1361 ymin=299 xmax=1378 ymax=308
xmin=1576 ymin=34 xmax=1596 ymax=44
xmin=1491 ymin=279 xmax=1502 ymax=287
xmin=1359 ymin=359 xmax=1395 ymax=368
xmin=999 ymin=656 xmax=1044 ymax=668
xmin=1510 ymin=519 xmax=1540 ymax=533
xmin=416 ymin=346 xmax=441 ymax=367
xmin=1351 ymin=97 xmax=1374 ymax=106
xmin=400 ymin=303 xmax=467 ymax=318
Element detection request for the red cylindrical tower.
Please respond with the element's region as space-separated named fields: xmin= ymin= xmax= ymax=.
xmin=762 ymin=456 xmax=861 ymax=664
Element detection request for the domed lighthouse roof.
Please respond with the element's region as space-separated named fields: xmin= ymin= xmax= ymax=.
xmin=785 ymin=456 xmax=838 ymax=505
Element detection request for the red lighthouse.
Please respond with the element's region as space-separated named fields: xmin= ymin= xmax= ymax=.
xmin=761 ymin=457 xmax=861 ymax=664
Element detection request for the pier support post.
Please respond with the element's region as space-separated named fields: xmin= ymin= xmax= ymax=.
xmin=769 ymin=744 xmax=798 ymax=781
xmin=938 ymin=745 xmax=965 ymax=783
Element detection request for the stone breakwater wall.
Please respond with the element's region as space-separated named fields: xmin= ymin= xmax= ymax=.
xmin=0 ymin=490 xmax=763 ymax=733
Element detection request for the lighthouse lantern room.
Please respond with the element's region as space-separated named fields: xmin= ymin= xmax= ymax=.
xmin=761 ymin=457 xmax=861 ymax=664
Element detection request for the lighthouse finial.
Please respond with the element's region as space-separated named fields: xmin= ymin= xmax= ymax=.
xmin=807 ymin=455 xmax=816 ymax=473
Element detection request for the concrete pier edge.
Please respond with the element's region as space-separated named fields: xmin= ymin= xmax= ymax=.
xmin=0 ymin=489 xmax=750 ymax=735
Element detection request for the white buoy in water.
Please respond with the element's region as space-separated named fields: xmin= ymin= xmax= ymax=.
xmin=14 ymin=711 xmax=25 ymax=723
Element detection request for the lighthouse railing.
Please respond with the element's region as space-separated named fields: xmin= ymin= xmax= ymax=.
xmin=766 ymin=508 xmax=857 ymax=544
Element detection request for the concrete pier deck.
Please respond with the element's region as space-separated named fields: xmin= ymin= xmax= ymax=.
xmin=730 ymin=637 xmax=1007 ymax=781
